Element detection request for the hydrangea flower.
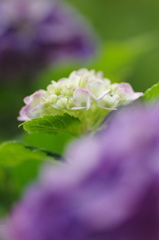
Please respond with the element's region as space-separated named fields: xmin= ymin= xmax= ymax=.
xmin=0 ymin=0 xmax=96 ymax=81
xmin=8 ymin=105 xmax=159 ymax=240
xmin=0 ymin=220 xmax=7 ymax=240
xmin=18 ymin=68 xmax=143 ymax=132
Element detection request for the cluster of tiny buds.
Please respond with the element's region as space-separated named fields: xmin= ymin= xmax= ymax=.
xmin=18 ymin=69 xmax=143 ymax=121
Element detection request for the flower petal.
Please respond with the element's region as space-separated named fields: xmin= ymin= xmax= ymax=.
xmin=117 ymin=83 xmax=143 ymax=102
xmin=18 ymin=90 xmax=46 ymax=121
xmin=87 ymin=80 xmax=110 ymax=100
xmin=17 ymin=106 xmax=30 ymax=121
xmin=72 ymin=88 xmax=91 ymax=110
xmin=97 ymin=94 xmax=120 ymax=110
xmin=24 ymin=90 xmax=46 ymax=106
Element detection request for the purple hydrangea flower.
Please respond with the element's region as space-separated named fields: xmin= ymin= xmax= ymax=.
xmin=7 ymin=104 xmax=159 ymax=240
xmin=0 ymin=220 xmax=7 ymax=240
xmin=0 ymin=0 xmax=97 ymax=81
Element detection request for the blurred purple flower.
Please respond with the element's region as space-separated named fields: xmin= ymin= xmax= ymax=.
xmin=0 ymin=220 xmax=7 ymax=240
xmin=7 ymin=104 xmax=159 ymax=240
xmin=0 ymin=0 xmax=97 ymax=81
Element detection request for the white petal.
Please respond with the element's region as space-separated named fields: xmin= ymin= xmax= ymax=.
xmin=72 ymin=88 xmax=91 ymax=110
xmin=130 ymin=92 xmax=143 ymax=100
xmin=87 ymin=80 xmax=110 ymax=100
xmin=97 ymin=94 xmax=120 ymax=110
xmin=118 ymin=83 xmax=143 ymax=102
xmin=71 ymin=106 xmax=87 ymax=110
xmin=24 ymin=90 xmax=45 ymax=105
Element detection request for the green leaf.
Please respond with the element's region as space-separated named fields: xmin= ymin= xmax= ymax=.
xmin=0 ymin=141 xmax=50 ymax=167
xmin=0 ymin=141 xmax=60 ymax=213
xmin=22 ymin=132 xmax=74 ymax=155
xmin=143 ymin=82 xmax=159 ymax=102
xmin=21 ymin=113 xmax=82 ymax=136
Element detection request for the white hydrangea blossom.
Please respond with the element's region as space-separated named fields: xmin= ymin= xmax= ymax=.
xmin=18 ymin=69 xmax=143 ymax=130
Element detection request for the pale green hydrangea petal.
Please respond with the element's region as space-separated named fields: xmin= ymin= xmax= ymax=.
xmin=86 ymin=80 xmax=110 ymax=100
xmin=51 ymin=98 xmax=68 ymax=110
xmin=72 ymin=88 xmax=91 ymax=110
xmin=97 ymin=94 xmax=120 ymax=110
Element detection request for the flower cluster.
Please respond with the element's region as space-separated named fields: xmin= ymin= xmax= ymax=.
xmin=0 ymin=0 xmax=96 ymax=81
xmin=18 ymin=68 xmax=143 ymax=131
xmin=8 ymin=105 xmax=159 ymax=240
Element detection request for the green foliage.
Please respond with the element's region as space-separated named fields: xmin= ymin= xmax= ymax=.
xmin=93 ymin=34 xmax=159 ymax=83
xmin=143 ymin=82 xmax=159 ymax=102
xmin=0 ymin=141 xmax=58 ymax=214
xmin=0 ymin=160 xmax=42 ymax=215
xmin=0 ymin=118 xmax=76 ymax=214
xmin=22 ymin=132 xmax=74 ymax=154
xmin=21 ymin=113 xmax=82 ymax=136
xmin=0 ymin=141 xmax=49 ymax=167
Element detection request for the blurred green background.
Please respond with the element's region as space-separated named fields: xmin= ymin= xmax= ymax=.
xmin=64 ymin=0 xmax=159 ymax=91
